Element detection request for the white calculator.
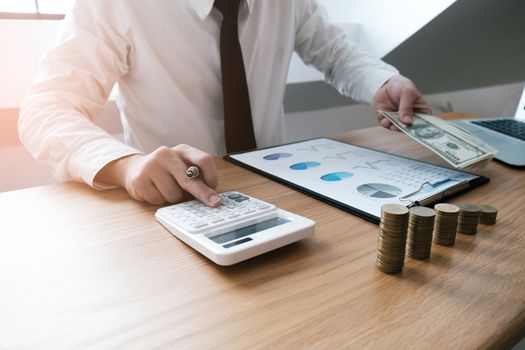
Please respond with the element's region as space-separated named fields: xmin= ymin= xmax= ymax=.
xmin=155 ymin=192 xmax=315 ymax=265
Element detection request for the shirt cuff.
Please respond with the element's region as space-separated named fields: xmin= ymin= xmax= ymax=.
xmin=68 ymin=137 xmax=142 ymax=190
xmin=352 ymin=68 xmax=399 ymax=104
xmin=367 ymin=70 xmax=400 ymax=102
xmin=90 ymin=149 xmax=141 ymax=190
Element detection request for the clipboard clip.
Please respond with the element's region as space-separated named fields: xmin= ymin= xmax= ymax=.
xmin=399 ymin=176 xmax=469 ymax=207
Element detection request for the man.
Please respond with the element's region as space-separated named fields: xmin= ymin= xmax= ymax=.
xmin=19 ymin=0 xmax=431 ymax=207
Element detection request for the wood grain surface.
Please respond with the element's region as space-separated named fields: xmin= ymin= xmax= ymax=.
xmin=1 ymin=126 xmax=524 ymax=350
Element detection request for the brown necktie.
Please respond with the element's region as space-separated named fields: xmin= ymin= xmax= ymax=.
xmin=214 ymin=0 xmax=257 ymax=153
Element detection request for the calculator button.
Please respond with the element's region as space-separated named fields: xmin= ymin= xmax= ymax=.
xmin=191 ymin=222 xmax=208 ymax=229
xmin=241 ymin=208 xmax=256 ymax=215
xmin=158 ymin=192 xmax=278 ymax=236
xmin=209 ymin=217 xmax=226 ymax=223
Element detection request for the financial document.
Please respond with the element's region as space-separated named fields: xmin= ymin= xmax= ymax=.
xmin=228 ymin=138 xmax=483 ymax=221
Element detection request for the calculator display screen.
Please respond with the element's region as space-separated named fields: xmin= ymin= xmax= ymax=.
xmin=209 ymin=217 xmax=290 ymax=245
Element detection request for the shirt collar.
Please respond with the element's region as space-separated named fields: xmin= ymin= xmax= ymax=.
xmin=189 ymin=0 xmax=254 ymax=20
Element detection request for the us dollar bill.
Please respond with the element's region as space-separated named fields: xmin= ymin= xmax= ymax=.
xmin=381 ymin=111 xmax=496 ymax=170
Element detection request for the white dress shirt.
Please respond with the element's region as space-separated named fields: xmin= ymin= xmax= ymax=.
xmin=19 ymin=0 xmax=398 ymax=188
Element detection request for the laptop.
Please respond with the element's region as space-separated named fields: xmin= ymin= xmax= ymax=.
xmin=453 ymin=85 xmax=525 ymax=167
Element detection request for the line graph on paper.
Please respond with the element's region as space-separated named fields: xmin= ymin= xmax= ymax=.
xmin=323 ymin=151 xmax=394 ymax=171
xmin=352 ymin=159 xmax=391 ymax=170
xmin=296 ymin=142 xmax=343 ymax=153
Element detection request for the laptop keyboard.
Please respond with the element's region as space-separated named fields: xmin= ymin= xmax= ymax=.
xmin=472 ymin=119 xmax=525 ymax=141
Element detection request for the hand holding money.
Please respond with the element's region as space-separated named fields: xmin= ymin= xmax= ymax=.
xmin=372 ymin=75 xmax=432 ymax=130
xmin=380 ymin=112 xmax=497 ymax=171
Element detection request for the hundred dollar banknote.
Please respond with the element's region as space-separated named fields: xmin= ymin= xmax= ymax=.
xmin=381 ymin=111 xmax=496 ymax=170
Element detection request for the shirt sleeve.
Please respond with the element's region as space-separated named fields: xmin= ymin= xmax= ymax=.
xmin=18 ymin=0 xmax=141 ymax=189
xmin=293 ymin=0 xmax=399 ymax=104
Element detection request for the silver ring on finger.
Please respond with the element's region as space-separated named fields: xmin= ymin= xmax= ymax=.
xmin=185 ymin=165 xmax=200 ymax=180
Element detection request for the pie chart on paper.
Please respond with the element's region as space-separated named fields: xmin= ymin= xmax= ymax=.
xmin=357 ymin=183 xmax=402 ymax=199
xmin=320 ymin=172 xmax=353 ymax=182
xmin=290 ymin=162 xmax=321 ymax=170
xmin=263 ymin=153 xmax=293 ymax=160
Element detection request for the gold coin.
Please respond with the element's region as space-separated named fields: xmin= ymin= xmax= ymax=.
xmin=458 ymin=203 xmax=481 ymax=213
xmin=434 ymin=203 xmax=460 ymax=214
xmin=409 ymin=206 xmax=435 ymax=217
xmin=382 ymin=204 xmax=409 ymax=216
xmin=478 ymin=204 xmax=497 ymax=214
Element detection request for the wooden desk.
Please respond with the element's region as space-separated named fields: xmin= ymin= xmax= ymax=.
xmin=1 ymin=127 xmax=524 ymax=349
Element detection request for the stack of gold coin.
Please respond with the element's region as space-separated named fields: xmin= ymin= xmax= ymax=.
xmin=478 ymin=204 xmax=498 ymax=225
xmin=433 ymin=203 xmax=459 ymax=246
xmin=457 ymin=203 xmax=481 ymax=234
xmin=406 ymin=206 xmax=435 ymax=260
xmin=376 ymin=204 xmax=409 ymax=274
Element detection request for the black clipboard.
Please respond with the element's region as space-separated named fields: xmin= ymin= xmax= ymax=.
xmin=224 ymin=137 xmax=489 ymax=223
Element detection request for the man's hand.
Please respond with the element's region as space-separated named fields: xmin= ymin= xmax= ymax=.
xmin=373 ymin=75 xmax=432 ymax=130
xmin=95 ymin=144 xmax=221 ymax=207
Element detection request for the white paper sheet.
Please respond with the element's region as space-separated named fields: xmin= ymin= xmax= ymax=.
xmin=230 ymin=138 xmax=478 ymax=219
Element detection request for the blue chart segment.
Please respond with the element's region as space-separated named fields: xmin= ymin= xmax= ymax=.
xmin=321 ymin=172 xmax=353 ymax=182
xmin=263 ymin=153 xmax=293 ymax=160
xmin=357 ymin=183 xmax=402 ymax=199
xmin=290 ymin=162 xmax=321 ymax=170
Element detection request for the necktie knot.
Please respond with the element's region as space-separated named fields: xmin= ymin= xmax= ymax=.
xmin=214 ymin=0 xmax=241 ymax=19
